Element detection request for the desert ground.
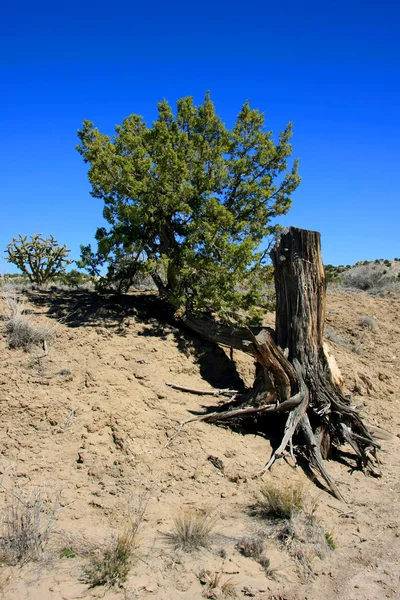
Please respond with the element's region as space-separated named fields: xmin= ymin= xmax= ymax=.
xmin=0 ymin=286 xmax=399 ymax=600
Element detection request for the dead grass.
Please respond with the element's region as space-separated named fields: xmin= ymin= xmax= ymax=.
xmin=198 ymin=569 xmax=237 ymax=598
xmin=5 ymin=316 xmax=53 ymax=350
xmin=0 ymin=486 xmax=63 ymax=565
xmin=1 ymin=285 xmax=53 ymax=351
xmin=257 ymin=481 xmax=304 ymax=520
xmin=235 ymin=533 xmax=276 ymax=577
xmin=359 ymin=315 xmax=378 ymax=331
xmin=275 ymin=507 xmax=333 ymax=580
xmin=167 ymin=508 xmax=216 ymax=552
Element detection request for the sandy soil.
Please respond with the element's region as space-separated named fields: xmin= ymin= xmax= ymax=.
xmin=0 ymin=289 xmax=399 ymax=600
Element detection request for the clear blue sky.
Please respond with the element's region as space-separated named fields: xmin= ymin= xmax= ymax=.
xmin=1 ymin=0 xmax=399 ymax=274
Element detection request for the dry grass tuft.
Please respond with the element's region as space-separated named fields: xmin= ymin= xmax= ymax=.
xmin=257 ymin=481 xmax=304 ymax=520
xmin=5 ymin=316 xmax=53 ymax=350
xmin=82 ymin=488 xmax=149 ymax=587
xmin=198 ymin=569 xmax=237 ymax=598
xmin=358 ymin=315 xmax=378 ymax=331
xmin=275 ymin=507 xmax=333 ymax=580
xmin=168 ymin=508 xmax=216 ymax=552
xmin=235 ymin=534 xmax=276 ymax=578
xmin=0 ymin=487 xmax=62 ymax=565
xmin=82 ymin=529 xmax=138 ymax=588
xmin=236 ymin=534 xmax=264 ymax=559
xmin=1 ymin=285 xmax=53 ymax=351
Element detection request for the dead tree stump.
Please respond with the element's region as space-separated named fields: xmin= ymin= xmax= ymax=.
xmin=181 ymin=227 xmax=380 ymax=500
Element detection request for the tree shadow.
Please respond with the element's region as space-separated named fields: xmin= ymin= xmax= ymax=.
xmin=25 ymin=289 xmax=246 ymax=391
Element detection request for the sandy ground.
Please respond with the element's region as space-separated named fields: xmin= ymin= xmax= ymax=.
xmin=0 ymin=288 xmax=399 ymax=600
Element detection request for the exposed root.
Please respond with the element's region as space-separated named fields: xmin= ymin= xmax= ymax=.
xmin=166 ymin=382 xmax=237 ymax=397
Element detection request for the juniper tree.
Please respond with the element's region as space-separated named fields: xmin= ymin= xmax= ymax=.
xmin=77 ymin=96 xmax=381 ymax=499
xmin=77 ymin=93 xmax=300 ymax=322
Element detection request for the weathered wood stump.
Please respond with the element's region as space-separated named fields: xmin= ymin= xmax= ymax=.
xmin=180 ymin=227 xmax=380 ymax=500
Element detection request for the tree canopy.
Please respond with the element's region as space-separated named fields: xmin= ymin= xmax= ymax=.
xmin=77 ymin=93 xmax=300 ymax=323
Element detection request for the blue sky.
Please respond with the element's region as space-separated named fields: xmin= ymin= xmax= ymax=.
xmin=1 ymin=0 xmax=399 ymax=274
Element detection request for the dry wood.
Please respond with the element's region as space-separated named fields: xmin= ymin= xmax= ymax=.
xmin=178 ymin=226 xmax=380 ymax=500
xmin=166 ymin=382 xmax=237 ymax=397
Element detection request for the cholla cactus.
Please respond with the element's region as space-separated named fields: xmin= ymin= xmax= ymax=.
xmin=6 ymin=234 xmax=72 ymax=284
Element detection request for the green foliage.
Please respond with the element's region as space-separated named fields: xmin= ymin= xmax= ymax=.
xmin=325 ymin=532 xmax=336 ymax=550
xmin=77 ymin=93 xmax=300 ymax=323
xmin=83 ymin=530 xmax=137 ymax=587
xmin=57 ymin=269 xmax=93 ymax=287
xmin=6 ymin=234 xmax=72 ymax=285
xmin=60 ymin=547 xmax=76 ymax=559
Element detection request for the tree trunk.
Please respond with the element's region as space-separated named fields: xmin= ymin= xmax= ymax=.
xmin=180 ymin=226 xmax=380 ymax=501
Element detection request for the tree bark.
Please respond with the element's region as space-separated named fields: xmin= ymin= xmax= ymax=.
xmin=180 ymin=226 xmax=380 ymax=500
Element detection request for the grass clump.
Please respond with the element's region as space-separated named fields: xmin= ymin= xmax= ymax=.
xmin=82 ymin=529 xmax=137 ymax=588
xmin=198 ymin=570 xmax=237 ymax=598
xmin=0 ymin=487 xmax=62 ymax=565
xmin=5 ymin=316 xmax=53 ymax=350
xmin=235 ymin=534 xmax=275 ymax=577
xmin=258 ymin=481 xmax=304 ymax=520
xmin=358 ymin=315 xmax=378 ymax=331
xmin=82 ymin=489 xmax=149 ymax=587
xmin=1 ymin=286 xmax=52 ymax=350
xmin=168 ymin=508 xmax=216 ymax=552
xmin=236 ymin=534 xmax=264 ymax=559
xmin=275 ymin=507 xmax=334 ymax=580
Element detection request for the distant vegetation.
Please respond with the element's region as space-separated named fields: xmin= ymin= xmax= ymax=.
xmin=6 ymin=234 xmax=72 ymax=285
xmin=325 ymin=259 xmax=400 ymax=292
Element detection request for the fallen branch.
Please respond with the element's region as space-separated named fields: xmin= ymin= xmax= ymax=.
xmin=166 ymin=382 xmax=237 ymax=397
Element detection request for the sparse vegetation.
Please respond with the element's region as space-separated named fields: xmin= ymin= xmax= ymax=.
xmin=6 ymin=234 xmax=72 ymax=285
xmin=5 ymin=316 xmax=53 ymax=351
xmin=358 ymin=315 xmax=378 ymax=331
xmin=0 ymin=486 xmax=62 ymax=566
xmin=82 ymin=489 xmax=148 ymax=587
xmin=82 ymin=529 xmax=138 ymax=588
xmin=59 ymin=547 xmax=76 ymax=559
xmin=198 ymin=569 xmax=237 ymax=598
xmin=274 ymin=507 xmax=333 ymax=580
xmin=167 ymin=508 xmax=216 ymax=552
xmin=257 ymin=481 xmax=304 ymax=520
xmin=1 ymin=285 xmax=53 ymax=350
xmin=235 ymin=534 xmax=275 ymax=577
xmin=341 ymin=263 xmax=387 ymax=291
xmin=236 ymin=534 xmax=264 ymax=559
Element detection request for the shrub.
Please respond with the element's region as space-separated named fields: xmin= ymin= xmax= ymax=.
xmin=341 ymin=264 xmax=385 ymax=291
xmin=57 ymin=270 xmax=93 ymax=288
xmin=235 ymin=533 xmax=275 ymax=577
xmin=5 ymin=316 xmax=52 ymax=350
xmin=236 ymin=534 xmax=265 ymax=559
xmin=1 ymin=285 xmax=53 ymax=350
xmin=167 ymin=508 xmax=216 ymax=552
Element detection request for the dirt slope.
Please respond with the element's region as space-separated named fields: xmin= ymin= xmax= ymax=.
xmin=0 ymin=289 xmax=399 ymax=600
